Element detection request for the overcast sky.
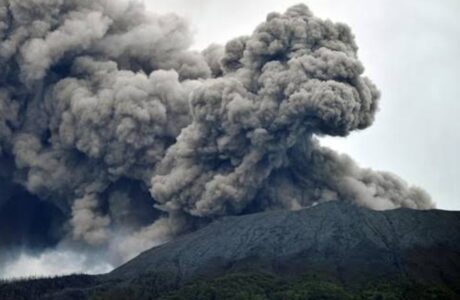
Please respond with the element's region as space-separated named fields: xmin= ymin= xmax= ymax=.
xmin=146 ymin=0 xmax=460 ymax=210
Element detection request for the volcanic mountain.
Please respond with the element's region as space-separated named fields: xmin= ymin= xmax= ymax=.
xmin=1 ymin=201 xmax=460 ymax=299
xmin=109 ymin=201 xmax=460 ymax=282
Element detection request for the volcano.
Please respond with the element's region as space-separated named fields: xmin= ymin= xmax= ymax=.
xmin=2 ymin=201 xmax=459 ymax=299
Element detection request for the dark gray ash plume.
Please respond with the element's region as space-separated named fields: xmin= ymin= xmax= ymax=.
xmin=0 ymin=0 xmax=433 ymax=272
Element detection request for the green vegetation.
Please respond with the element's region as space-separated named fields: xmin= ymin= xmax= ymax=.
xmin=1 ymin=272 xmax=458 ymax=300
xmin=159 ymin=273 xmax=352 ymax=300
xmin=89 ymin=272 xmax=177 ymax=300
xmin=91 ymin=272 xmax=459 ymax=300
xmin=159 ymin=273 xmax=458 ymax=300
xmin=0 ymin=274 xmax=97 ymax=300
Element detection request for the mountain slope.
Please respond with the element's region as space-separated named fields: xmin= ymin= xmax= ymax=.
xmin=108 ymin=201 xmax=460 ymax=285
xmin=2 ymin=201 xmax=460 ymax=299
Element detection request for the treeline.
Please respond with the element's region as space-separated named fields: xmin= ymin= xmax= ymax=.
xmin=1 ymin=271 xmax=459 ymax=299
xmin=0 ymin=274 xmax=97 ymax=300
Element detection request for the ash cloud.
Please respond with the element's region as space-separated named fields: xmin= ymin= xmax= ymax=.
xmin=0 ymin=0 xmax=433 ymax=275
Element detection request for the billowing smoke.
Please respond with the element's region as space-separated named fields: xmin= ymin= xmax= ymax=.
xmin=0 ymin=0 xmax=433 ymax=276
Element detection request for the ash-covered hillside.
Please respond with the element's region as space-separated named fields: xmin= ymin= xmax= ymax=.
xmin=1 ymin=201 xmax=459 ymax=299
xmin=108 ymin=201 xmax=460 ymax=285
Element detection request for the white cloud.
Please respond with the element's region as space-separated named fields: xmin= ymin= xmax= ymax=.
xmin=1 ymin=250 xmax=113 ymax=280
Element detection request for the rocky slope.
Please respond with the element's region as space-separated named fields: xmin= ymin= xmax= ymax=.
xmin=108 ymin=201 xmax=460 ymax=285
xmin=2 ymin=201 xmax=460 ymax=299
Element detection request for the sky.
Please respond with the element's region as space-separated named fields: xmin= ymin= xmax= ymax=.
xmin=145 ymin=0 xmax=460 ymax=210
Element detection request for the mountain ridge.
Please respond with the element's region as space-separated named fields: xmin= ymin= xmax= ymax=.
xmin=2 ymin=201 xmax=460 ymax=299
xmin=107 ymin=201 xmax=460 ymax=285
